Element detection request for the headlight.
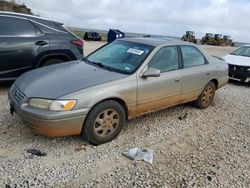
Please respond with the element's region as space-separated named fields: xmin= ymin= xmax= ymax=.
xmin=248 ymin=68 xmax=250 ymax=71
xmin=50 ymin=100 xmax=76 ymax=111
xmin=28 ymin=98 xmax=76 ymax=111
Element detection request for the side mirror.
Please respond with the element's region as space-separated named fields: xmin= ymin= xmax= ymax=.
xmin=142 ymin=68 xmax=161 ymax=78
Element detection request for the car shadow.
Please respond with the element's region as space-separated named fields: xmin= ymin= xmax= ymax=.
xmin=228 ymin=80 xmax=250 ymax=87
xmin=0 ymin=81 xmax=14 ymax=89
xmin=0 ymin=81 xmax=14 ymax=96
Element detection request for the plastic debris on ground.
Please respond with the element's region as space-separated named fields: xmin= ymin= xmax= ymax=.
xmin=178 ymin=112 xmax=188 ymax=120
xmin=26 ymin=149 xmax=47 ymax=156
xmin=75 ymin=145 xmax=86 ymax=152
xmin=121 ymin=147 xmax=154 ymax=164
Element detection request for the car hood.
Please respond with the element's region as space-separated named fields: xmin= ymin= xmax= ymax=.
xmin=15 ymin=60 xmax=127 ymax=99
xmin=223 ymin=54 xmax=250 ymax=67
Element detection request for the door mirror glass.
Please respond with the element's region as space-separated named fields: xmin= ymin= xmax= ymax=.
xmin=142 ymin=68 xmax=161 ymax=78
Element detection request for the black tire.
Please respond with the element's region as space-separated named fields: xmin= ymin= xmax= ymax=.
xmin=82 ymin=100 xmax=126 ymax=145
xmin=41 ymin=58 xmax=64 ymax=67
xmin=194 ymin=81 xmax=216 ymax=109
xmin=240 ymin=77 xmax=247 ymax=82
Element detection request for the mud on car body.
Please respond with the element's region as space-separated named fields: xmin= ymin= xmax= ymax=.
xmin=9 ymin=38 xmax=228 ymax=145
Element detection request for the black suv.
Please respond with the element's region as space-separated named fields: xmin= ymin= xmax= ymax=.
xmin=83 ymin=32 xmax=102 ymax=41
xmin=0 ymin=11 xmax=84 ymax=81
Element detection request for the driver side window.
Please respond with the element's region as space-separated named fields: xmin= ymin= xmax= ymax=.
xmin=148 ymin=46 xmax=179 ymax=73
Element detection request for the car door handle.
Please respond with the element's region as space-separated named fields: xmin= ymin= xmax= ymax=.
xmin=174 ymin=79 xmax=181 ymax=83
xmin=35 ymin=41 xmax=48 ymax=46
xmin=206 ymin=73 xmax=211 ymax=76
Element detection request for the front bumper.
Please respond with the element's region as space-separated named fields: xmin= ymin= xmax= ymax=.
xmin=9 ymin=87 xmax=89 ymax=137
xmin=228 ymin=64 xmax=250 ymax=82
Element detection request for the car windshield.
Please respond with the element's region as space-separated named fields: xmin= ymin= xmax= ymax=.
xmin=85 ymin=40 xmax=153 ymax=74
xmin=231 ymin=46 xmax=250 ymax=57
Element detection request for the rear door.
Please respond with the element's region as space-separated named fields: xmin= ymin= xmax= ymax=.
xmin=137 ymin=46 xmax=182 ymax=115
xmin=0 ymin=15 xmax=49 ymax=80
xmin=180 ymin=45 xmax=212 ymax=102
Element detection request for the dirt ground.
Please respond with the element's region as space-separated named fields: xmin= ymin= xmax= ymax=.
xmin=0 ymin=42 xmax=249 ymax=187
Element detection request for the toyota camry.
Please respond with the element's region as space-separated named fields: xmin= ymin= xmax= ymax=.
xmin=9 ymin=38 xmax=228 ymax=145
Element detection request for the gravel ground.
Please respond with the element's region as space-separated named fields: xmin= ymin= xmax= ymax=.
xmin=0 ymin=43 xmax=249 ymax=187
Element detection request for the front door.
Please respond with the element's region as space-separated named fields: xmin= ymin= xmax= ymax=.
xmin=137 ymin=46 xmax=182 ymax=115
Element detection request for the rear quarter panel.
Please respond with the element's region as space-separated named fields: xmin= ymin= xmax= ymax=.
xmin=210 ymin=57 xmax=229 ymax=88
xmin=195 ymin=46 xmax=229 ymax=88
xmin=47 ymin=33 xmax=83 ymax=59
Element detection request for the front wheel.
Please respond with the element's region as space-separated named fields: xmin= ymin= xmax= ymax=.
xmin=82 ymin=100 xmax=126 ymax=145
xmin=194 ymin=81 xmax=216 ymax=109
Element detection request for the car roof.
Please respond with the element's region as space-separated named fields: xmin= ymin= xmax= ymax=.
xmin=118 ymin=37 xmax=193 ymax=47
xmin=0 ymin=11 xmax=62 ymax=25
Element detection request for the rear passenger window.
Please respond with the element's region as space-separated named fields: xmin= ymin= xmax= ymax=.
xmin=0 ymin=16 xmax=36 ymax=36
xmin=181 ymin=46 xmax=206 ymax=68
xmin=32 ymin=21 xmax=66 ymax=34
xmin=148 ymin=46 xmax=179 ymax=73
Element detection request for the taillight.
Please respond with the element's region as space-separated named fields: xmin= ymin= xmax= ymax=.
xmin=71 ymin=39 xmax=84 ymax=48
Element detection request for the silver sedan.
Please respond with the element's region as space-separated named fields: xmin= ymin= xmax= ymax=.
xmin=9 ymin=38 xmax=228 ymax=145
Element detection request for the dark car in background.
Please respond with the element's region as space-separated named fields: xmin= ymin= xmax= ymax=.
xmin=83 ymin=32 xmax=102 ymax=41
xmin=107 ymin=29 xmax=125 ymax=43
xmin=0 ymin=11 xmax=84 ymax=81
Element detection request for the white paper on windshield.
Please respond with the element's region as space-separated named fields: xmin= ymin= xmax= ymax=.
xmin=127 ymin=48 xmax=144 ymax=55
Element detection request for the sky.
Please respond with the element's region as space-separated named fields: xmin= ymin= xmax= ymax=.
xmin=19 ymin=0 xmax=250 ymax=42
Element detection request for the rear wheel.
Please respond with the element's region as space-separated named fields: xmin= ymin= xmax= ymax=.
xmin=82 ymin=100 xmax=126 ymax=145
xmin=41 ymin=58 xmax=64 ymax=67
xmin=194 ymin=81 xmax=216 ymax=109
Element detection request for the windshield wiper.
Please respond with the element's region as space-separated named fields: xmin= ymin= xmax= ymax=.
xmin=230 ymin=53 xmax=250 ymax=57
xmin=240 ymin=54 xmax=250 ymax=57
xmin=91 ymin=61 xmax=104 ymax=68
xmin=82 ymin=57 xmax=105 ymax=68
xmin=82 ymin=57 xmax=92 ymax=64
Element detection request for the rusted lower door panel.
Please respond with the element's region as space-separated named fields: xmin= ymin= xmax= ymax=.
xmin=136 ymin=70 xmax=182 ymax=115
